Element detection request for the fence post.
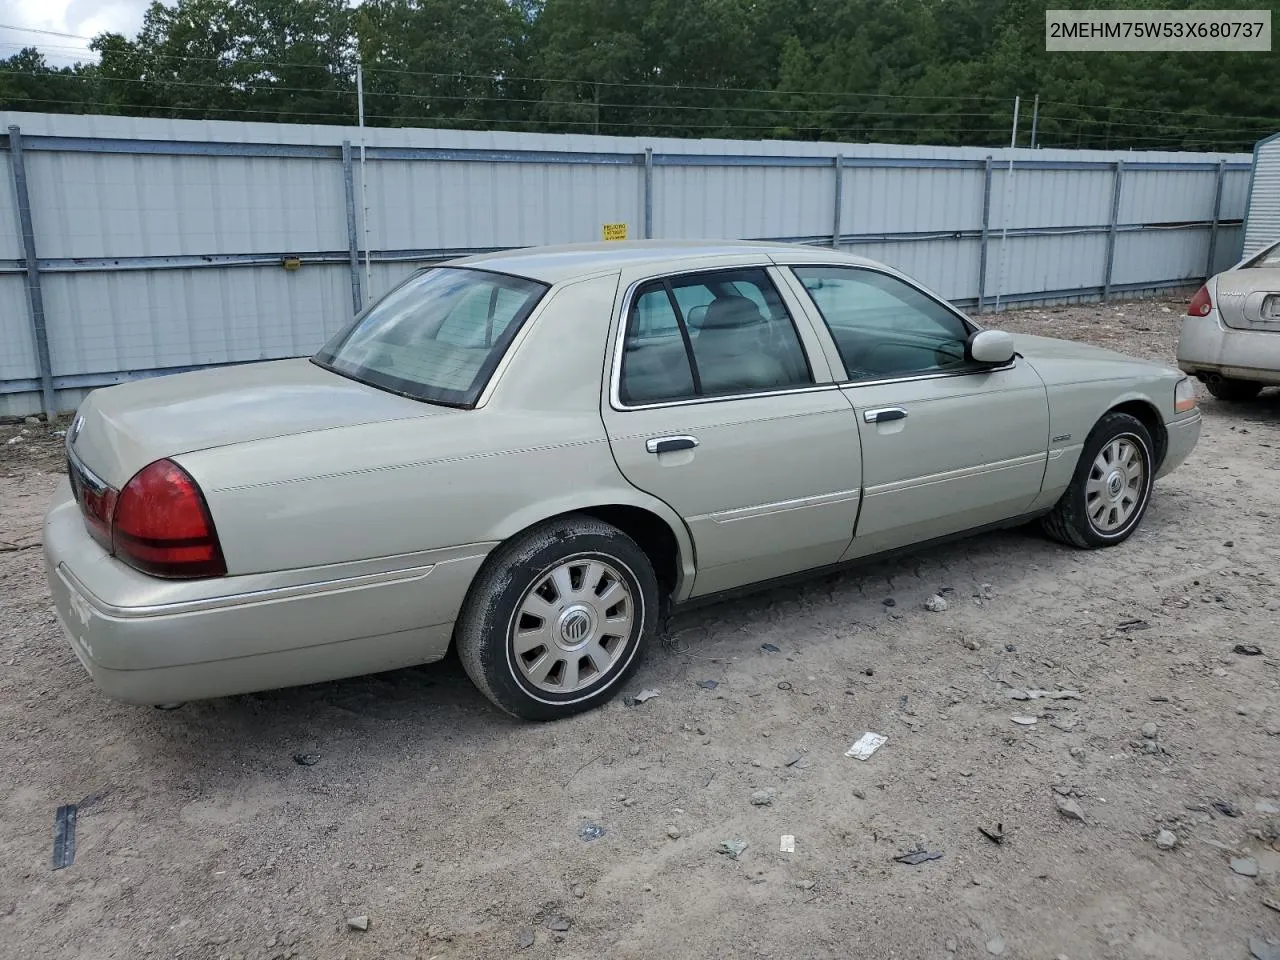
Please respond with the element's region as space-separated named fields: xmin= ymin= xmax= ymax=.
xmin=341 ymin=140 xmax=363 ymax=315
xmin=977 ymin=156 xmax=993 ymax=314
xmin=832 ymin=154 xmax=844 ymax=248
xmin=1205 ymin=158 xmax=1226 ymax=279
xmin=1102 ymin=159 xmax=1125 ymax=302
xmin=643 ymin=148 xmax=654 ymax=239
xmin=6 ymin=125 xmax=55 ymax=416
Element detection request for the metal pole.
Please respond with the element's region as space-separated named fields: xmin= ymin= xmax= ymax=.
xmin=341 ymin=140 xmax=363 ymax=315
xmin=1102 ymin=159 xmax=1125 ymax=302
xmin=1029 ymin=94 xmax=1040 ymax=149
xmin=643 ymin=148 xmax=653 ymax=239
xmin=6 ymin=125 xmax=55 ymax=416
xmin=832 ymin=154 xmax=844 ymax=248
xmin=356 ymin=61 xmax=372 ymax=296
xmin=1205 ymin=159 xmax=1226 ymax=279
xmin=977 ymin=156 xmax=993 ymax=314
xmin=1009 ymin=95 xmax=1020 ymax=148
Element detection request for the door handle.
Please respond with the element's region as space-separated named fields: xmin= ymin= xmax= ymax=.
xmin=646 ymin=435 xmax=699 ymax=454
xmin=864 ymin=407 xmax=908 ymax=423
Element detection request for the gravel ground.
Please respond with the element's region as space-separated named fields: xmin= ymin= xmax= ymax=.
xmin=2 ymin=297 xmax=1279 ymax=960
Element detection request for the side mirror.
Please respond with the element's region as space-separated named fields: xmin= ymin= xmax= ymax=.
xmin=967 ymin=329 xmax=1016 ymax=365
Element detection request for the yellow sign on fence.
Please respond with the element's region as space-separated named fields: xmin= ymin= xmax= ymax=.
xmin=602 ymin=223 xmax=628 ymax=241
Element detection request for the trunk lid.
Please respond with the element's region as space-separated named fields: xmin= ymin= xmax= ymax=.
xmin=1213 ymin=267 xmax=1280 ymax=332
xmin=68 ymin=358 xmax=438 ymax=488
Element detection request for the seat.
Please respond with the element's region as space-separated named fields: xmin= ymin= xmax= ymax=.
xmin=694 ymin=296 xmax=792 ymax=394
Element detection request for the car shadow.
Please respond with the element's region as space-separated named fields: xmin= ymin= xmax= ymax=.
xmin=1199 ymin=388 xmax=1280 ymax=423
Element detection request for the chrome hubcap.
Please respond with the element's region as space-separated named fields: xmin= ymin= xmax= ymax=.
xmin=511 ymin=557 xmax=635 ymax=694
xmin=1085 ymin=435 xmax=1146 ymax=533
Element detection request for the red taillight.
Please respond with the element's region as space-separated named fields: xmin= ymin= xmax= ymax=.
xmin=1188 ymin=285 xmax=1213 ymax=317
xmin=110 ymin=459 xmax=226 ymax=578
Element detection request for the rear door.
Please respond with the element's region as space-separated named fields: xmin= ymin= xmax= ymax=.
xmin=782 ymin=264 xmax=1050 ymax=559
xmin=600 ymin=261 xmax=862 ymax=598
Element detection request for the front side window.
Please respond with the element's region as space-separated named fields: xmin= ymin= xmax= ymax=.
xmin=618 ymin=268 xmax=812 ymax=405
xmin=792 ymin=266 xmax=975 ymax=380
xmin=314 ymin=267 xmax=547 ymax=406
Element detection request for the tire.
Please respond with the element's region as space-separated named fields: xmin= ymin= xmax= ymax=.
xmin=1205 ymin=377 xmax=1262 ymax=402
xmin=1041 ymin=412 xmax=1155 ymax=549
xmin=455 ymin=514 xmax=659 ymax=721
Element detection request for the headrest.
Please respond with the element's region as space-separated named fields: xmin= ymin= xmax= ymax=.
xmin=700 ymin=295 xmax=765 ymax=331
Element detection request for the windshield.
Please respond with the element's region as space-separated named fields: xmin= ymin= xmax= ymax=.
xmin=313 ymin=267 xmax=549 ymax=407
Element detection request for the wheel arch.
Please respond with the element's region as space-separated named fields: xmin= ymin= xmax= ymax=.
xmin=1104 ymin=395 xmax=1167 ymax=469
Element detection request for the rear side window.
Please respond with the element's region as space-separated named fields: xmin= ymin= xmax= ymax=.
xmin=314 ymin=267 xmax=547 ymax=407
xmin=618 ymin=268 xmax=812 ymax=405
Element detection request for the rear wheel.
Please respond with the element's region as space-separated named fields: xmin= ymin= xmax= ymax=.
xmin=1042 ymin=412 xmax=1155 ymax=549
xmin=455 ymin=515 xmax=658 ymax=720
xmin=1205 ymin=377 xmax=1262 ymax=402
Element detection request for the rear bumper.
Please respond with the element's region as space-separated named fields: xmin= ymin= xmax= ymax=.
xmin=1157 ymin=411 xmax=1201 ymax=479
xmin=1177 ymin=312 xmax=1280 ymax=385
xmin=43 ymin=480 xmax=488 ymax=704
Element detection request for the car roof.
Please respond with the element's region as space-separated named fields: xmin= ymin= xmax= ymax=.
xmin=447 ymin=240 xmax=887 ymax=284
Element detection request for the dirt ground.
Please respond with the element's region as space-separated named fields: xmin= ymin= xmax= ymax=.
xmin=2 ymin=297 xmax=1279 ymax=960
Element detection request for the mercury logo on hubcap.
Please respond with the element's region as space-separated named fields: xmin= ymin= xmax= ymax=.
xmin=558 ymin=608 xmax=593 ymax=646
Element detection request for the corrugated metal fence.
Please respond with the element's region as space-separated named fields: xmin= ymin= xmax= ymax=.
xmin=0 ymin=111 xmax=1252 ymax=416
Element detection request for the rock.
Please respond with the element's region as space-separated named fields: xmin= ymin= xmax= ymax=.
xmin=1070 ymin=746 xmax=1086 ymax=760
xmin=963 ymin=638 xmax=981 ymax=651
xmin=1255 ymin=801 xmax=1280 ymax=815
xmin=1238 ymin=706 xmax=1251 ymax=716
xmin=1233 ymin=643 xmax=1262 ymax=656
xmin=750 ymin=789 xmax=775 ymax=806
xmin=925 ymin=595 xmax=949 ymax=613
xmin=883 ymin=598 xmax=896 ymax=607
xmin=518 ymin=928 xmax=535 ymax=950
xmin=697 ymin=679 xmax=719 ymax=690
xmin=1249 ymin=937 xmax=1280 ymax=960
xmin=986 ymin=935 xmax=1006 ymax=955
xmin=578 ymin=823 xmax=605 ymax=841
xmin=1213 ymin=667 xmax=1228 ymax=677
xmin=946 ymin=940 xmax=957 ymax=953
xmin=1266 ymin=723 xmax=1280 ymax=737
xmin=1141 ymin=722 xmax=1158 ymax=739
xmin=1056 ymin=796 xmax=1087 ymax=822
xmin=546 ymin=917 xmax=570 ymax=933
xmin=1141 ymin=740 xmax=1161 ymax=755
xmin=717 ymin=839 xmax=748 ymax=859
xmin=1155 ymin=829 xmax=1178 ymax=850
xmin=23 ymin=416 xmax=39 ymax=425
xmin=796 ymin=879 xmax=815 ymax=890
xmin=628 ymin=744 xmax=640 ymax=756
xmin=1010 ymin=715 xmax=1038 ymax=725
xmin=666 ymin=826 xmax=681 ymax=839
xmin=1213 ymin=801 xmax=1243 ymax=818
xmin=1230 ymin=856 xmax=1259 ymax=877
xmin=571 ymin=884 xmax=585 ymax=899
xmin=346 ymin=916 xmax=369 ymax=932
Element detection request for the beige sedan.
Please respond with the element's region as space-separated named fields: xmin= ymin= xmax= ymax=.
xmin=44 ymin=241 xmax=1201 ymax=720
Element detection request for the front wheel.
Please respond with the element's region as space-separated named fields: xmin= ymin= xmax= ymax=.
xmin=455 ymin=514 xmax=658 ymax=720
xmin=1041 ymin=412 xmax=1155 ymax=549
xmin=1205 ymin=377 xmax=1262 ymax=402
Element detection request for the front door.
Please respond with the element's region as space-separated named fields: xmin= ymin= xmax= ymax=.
xmin=784 ymin=264 xmax=1050 ymax=559
xmin=601 ymin=263 xmax=862 ymax=597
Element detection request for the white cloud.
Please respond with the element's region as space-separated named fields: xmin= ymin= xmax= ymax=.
xmin=0 ymin=0 xmax=153 ymax=65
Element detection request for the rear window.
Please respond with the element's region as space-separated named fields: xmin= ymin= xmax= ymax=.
xmin=313 ymin=267 xmax=548 ymax=407
xmin=1245 ymin=242 xmax=1280 ymax=268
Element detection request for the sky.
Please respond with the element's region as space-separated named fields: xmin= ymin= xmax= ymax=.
xmin=0 ymin=0 xmax=154 ymax=65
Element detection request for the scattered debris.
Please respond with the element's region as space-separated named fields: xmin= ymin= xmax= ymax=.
xmin=717 ymin=839 xmax=748 ymax=860
xmin=666 ymin=826 xmax=681 ymax=840
xmin=750 ymin=789 xmax=775 ymax=807
xmin=578 ymin=823 xmax=605 ymax=842
xmin=760 ymin=643 xmax=779 ymax=653
xmin=1231 ymin=856 xmax=1260 ymax=877
xmin=963 ymin=637 xmax=981 ymax=651
xmin=925 ymin=594 xmax=949 ymax=612
xmin=845 ymin=732 xmax=887 ymax=760
xmin=1117 ymin=619 xmax=1150 ymax=632
xmin=777 ymin=681 xmax=793 ymax=691
xmin=1156 ymin=829 xmax=1178 ymax=850
xmin=1142 ymin=722 xmax=1159 ymax=739
xmin=1256 ymin=801 xmax=1280 ymax=815
xmin=1213 ymin=801 xmax=1243 ymax=818
xmin=894 ymin=848 xmax=944 ymax=866
xmin=1234 ymin=644 xmax=1263 ymax=656
xmin=1004 ymin=643 xmax=1017 ymax=652
xmin=291 ymin=753 xmax=320 ymax=766
xmin=546 ymin=917 xmax=570 ymax=933
xmin=518 ymin=927 xmax=535 ymax=950
xmin=51 ymin=804 xmax=77 ymax=870
xmin=346 ymin=916 xmax=369 ymax=932
xmin=1070 ymin=746 xmax=1086 ymax=760
xmin=1250 ymin=938 xmax=1280 ymax=960
xmin=696 ymin=679 xmax=719 ymax=690
xmin=1010 ymin=715 xmax=1038 ymax=726
xmin=883 ymin=597 xmax=896 ymax=607
xmin=979 ymin=823 xmax=1005 ymax=845
xmin=571 ymin=884 xmax=586 ymax=899
xmin=1263 ymin=898 xmax=1280 ymax=914
xmin=779 ymin=835 xmax=796 ymax=853
xmin=986 ymin=935 xmax=1006 ymax=956
xmin=782 ymin=749 xmax=805 ymax=767
xmin=1006 ymin=688 xmax=1082 ymax=701
xmin=627 ymin=688 xmax=659 ymax=705
xmin=1056 ymin=796 xmax=1087 ymax=822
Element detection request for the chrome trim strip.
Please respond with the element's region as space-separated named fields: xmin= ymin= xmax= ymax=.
xmin=839 ymin=361 xmax=1016 ymax=390
xmin=66 ymin=445 xmax=108 ymax=493
xmin=864 ymin=453 xmax=1047 ymax=497
xmin=692 ymin=487 xmax=863 ymax=524
xmin=56 ymin=558 xmax=481 ymax=620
